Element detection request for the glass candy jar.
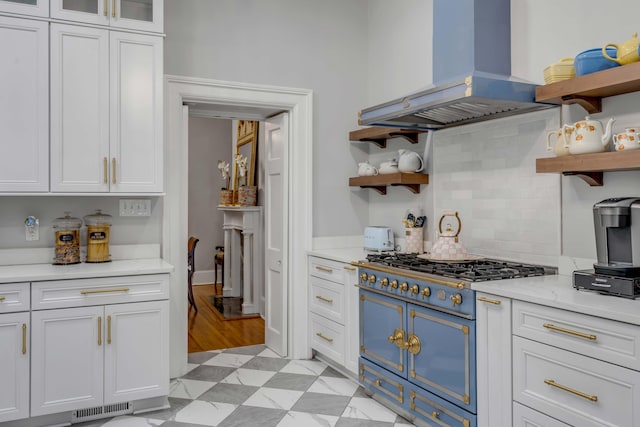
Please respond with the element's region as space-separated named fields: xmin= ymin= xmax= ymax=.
xmin=52 ymin=213 xmax=82 ymax=265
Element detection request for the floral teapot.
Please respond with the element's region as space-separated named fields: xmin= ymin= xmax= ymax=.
xmin=398 ymin=149 xmax=424 ymax=173
xmin=562 ymin=116 xmax=615 ymax=155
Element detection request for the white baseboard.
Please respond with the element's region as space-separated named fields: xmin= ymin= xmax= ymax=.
xmin=193 ymin=268 xmax=222 ymax=285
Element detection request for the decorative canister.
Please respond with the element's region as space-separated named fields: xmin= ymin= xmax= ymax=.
xmin=238 ymin=186 xmax=257 ymax=206
xmin=52 ymin=213 xmax=82 ymax=265
xmin=84 ymin=210 xmax=112 ymax=263
xmin=219 ymin=189 xmax=234 ymax=206
xmin=405 ymin=227 xmax=424 ymax=254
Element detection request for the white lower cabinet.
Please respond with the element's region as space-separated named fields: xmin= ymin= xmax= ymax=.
xmin=31 ymin=300 xmax=169 ymax=417
xmin=513 ymin=402 xmax=569 ymax=427
xmin=0 ymin=312 xmax=29 ymax=422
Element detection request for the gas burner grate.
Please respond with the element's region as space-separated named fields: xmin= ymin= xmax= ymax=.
xmin=365 ymin=253 xmax=547 ymax=282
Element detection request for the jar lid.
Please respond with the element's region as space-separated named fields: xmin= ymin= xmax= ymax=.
xmin=53 ymin=212 xmax=82 ymax=229
xmin=83 ymin=209 xmax=112 ymax=226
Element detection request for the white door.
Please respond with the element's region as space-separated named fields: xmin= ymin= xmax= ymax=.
xmin=264 ymin=113 xmax=288 ymax=356
xmin=31 ymin=306 xmax=104 ymax=416
xmin=0 ymin=312 xmax=29 ymax=422
xmin=50 ymin=23 xmax=110 ymax=192
xmin=0 ymin=16 xmax=49 ymax=192
xmin=104 ymin=301 xmax=169 ymax=404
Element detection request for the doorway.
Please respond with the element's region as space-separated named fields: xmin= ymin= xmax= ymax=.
xmin=164 ymin=75 xmax=313 ymax=378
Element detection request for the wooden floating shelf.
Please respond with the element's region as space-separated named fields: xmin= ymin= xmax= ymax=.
xmin=536 ymin=61 xmax=640 ymax=114
xmin=349 ymin=172 xmax=429 ymax=194
xmin=536 ymin=150 xmax=640 ymax=186
xmin=349 ymin=127 xmax=427 ymax=148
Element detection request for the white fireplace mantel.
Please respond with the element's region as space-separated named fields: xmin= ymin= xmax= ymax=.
xmin=218 ymin=206 xmax=263 ymax=314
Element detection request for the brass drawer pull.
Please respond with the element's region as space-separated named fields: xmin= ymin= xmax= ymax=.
xmin=315 ymin=295 xmax=333 ymax=304
xmin=544 ymin=379 xmax=598 ymax=402
xmin=22 ymin=324 xmax=27 ymax=354
xmin=477 ymin=296 xmax=501 ymax=305
xmin=98 ymin=316 xmax=102 ymax=346
xmin=112 ymin=158 xmax=117 ymax=184
xmin=103 ymin=157 xmax=108 ymax=184
xmin=81 ymin=287 xmax=130 ymax=295
xmin=316 ymin=332 xmax=333 ymax=343
xmin=543 ymin=323 xmax=596 ymax=341
xmin=315 ymin=266 xmax=333 ymax=273
xmin=0 ymin=295 xmax=5 ymax=301
xmin=343 ymin=266 xmax=356 ymax=271
xmin=107 ymin=315 xmax=112 ymax=344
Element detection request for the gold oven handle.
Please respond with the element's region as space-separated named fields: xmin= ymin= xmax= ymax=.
xmin=81 ymin=287 xmax=130 ymax=295
xmin=544 ymin=379 xmax=598 ymax=402
xmin=543 ymin=323 xmax=596 ymax=341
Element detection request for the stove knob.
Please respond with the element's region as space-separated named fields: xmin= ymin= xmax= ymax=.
xmin=421 ymin=287 xmax=431 ymax=299
xmin=400 ymin=282 xmax=409 ymax=293
xmin=380 ymin=278 xmax=389 ymax=288
xmin=360 ymin=272 xmax=368 ymax=283
xmin=410 ymin=284 xmax=419 ymax=296
xmin=388 ymin=279 xmax=398 ymax=289
xmin=368 ymin=274 xmax=376 ymax=286
xmin=451 ymin=293 xmax=463 ymax=307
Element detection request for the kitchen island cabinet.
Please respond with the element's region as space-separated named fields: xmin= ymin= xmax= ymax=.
xmin=473 ymin=276 xmax=640 ymax=427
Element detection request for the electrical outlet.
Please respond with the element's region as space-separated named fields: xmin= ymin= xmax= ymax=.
xmin=119 ymin=199 xmax=151 ymax=217
xmin=24 ymin=216 xmax=39 ymax=241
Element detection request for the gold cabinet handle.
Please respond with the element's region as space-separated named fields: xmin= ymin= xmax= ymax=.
xmin=544 ymin=379 xmax=598 ymax=402
xmin=343 ymin=266 xmax=356 ymax=271
xmin=315 ymin=295 xmax=333 ymax=304
xmin=477 ymin=296 xmax=501 ymax=305
xmin=104 ymin=0 xmax=108 ymax=16
xmin=22 ymin=323 xmax=27 ymax=354
xmin=81 ymin=287 xmax=130 ymax=295
xmin=0 ymin=295 xmax=5 ymax=301
xmin=103 ymin=157 xmax=108 ymax=184
xmin=316 ymin=332 xmax=333 ymax=343
xmin=374 ymin=379 xmax=382 ymax=387
xmin=431 ymin=411 xmax=440 ymax=419
xmin=107 ymin=315 xmax=112 ymax=344
xmin=315 ymin=266 xmax=333 ymax=273
xmin=112 ymin=0 xmax=116 ymax=17
xmin=112 ymin=158 xmax=116 ymax=184
xmin=402 ymin=334 xmax=421 ymax=355
xmin=388 ymin=328 xmax=404 ymax=346
xmin=98 ymin=316 xmax=102 ymax=346
xmin=543 ymin=323 xmax=596 ymax=341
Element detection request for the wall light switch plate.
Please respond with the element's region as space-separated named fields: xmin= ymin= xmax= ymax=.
xmin=119 ymin=199 xmax=151 ymax=217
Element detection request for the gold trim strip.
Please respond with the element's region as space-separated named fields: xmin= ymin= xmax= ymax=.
xmin=352 ymin=262 xmax=467 ymax=289
xmin=107 ymin=315 xmax=112 ymax=344
xmin=544 ymin=379 xmax=598 ymax=402
xmin=98 ymin=316 xmax=102 ymax=346
xmin=477 ymin=296 xmax=501 ymax=305
xmin=315 ymin=266 xmax=333 ymax=273
xmin=315 ymin=295 xmax=333 ymax=304
xmin=543 ymin=323 xmax=596 ymax=341
xmin=316 ymin=332 xmax=333 ymax=343
xmin=80 ymin=287 xmax=130 ymax=295
xmin=22 ymin=323 xmax=27 ymax=354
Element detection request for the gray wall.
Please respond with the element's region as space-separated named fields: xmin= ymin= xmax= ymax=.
xmin=188 ymin=117 xmax=232 ymax=273
xmin=164 ymin=0 xmax=371 ymax=238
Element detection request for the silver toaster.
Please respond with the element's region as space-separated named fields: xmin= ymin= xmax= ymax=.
xmin=364 ymin=226 xmax=395 ymax=251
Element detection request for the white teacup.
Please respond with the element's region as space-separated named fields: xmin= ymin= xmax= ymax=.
xmin=613 ymin=130 xmax=640 ymax=151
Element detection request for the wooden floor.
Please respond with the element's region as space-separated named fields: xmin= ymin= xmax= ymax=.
xmin=188 ymin=284 xmax=265 ymax=353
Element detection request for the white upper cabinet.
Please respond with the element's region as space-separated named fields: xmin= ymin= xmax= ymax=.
xmin=50 ymin=0 xmax=163 ymax=33
xmin=0 ymin=0 xmax=49 ymax=17
xmin=50 ymin=23 xmax=163 ymax=193
xmin=0 ymin=16 xmax=49 ymax=192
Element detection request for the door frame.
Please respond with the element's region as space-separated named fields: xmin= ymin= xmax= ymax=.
xmin=164 ymin=75 xmax=313 ymax=378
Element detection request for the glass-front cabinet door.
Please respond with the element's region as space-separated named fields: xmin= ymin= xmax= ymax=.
xmin=51 ymin=0 xmax=163 ymax=33
xmin=0 ymin=0 xmax=49 ymax=17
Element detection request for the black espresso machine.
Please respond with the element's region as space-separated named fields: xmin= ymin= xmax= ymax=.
xmin=574 ymin=197 xmax=640 ymax=298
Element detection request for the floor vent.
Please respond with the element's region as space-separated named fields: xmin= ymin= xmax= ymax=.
xmin=71 ymin=402 xmax=132 ymax=423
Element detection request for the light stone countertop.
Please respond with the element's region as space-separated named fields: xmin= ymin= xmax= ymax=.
xmin=0 ymin=258 xmax=174 ymax=284
xmin=472 ymin=274 xmax=640 ymax=326
xmin=308 ymin=247 xmax=369 ymax=264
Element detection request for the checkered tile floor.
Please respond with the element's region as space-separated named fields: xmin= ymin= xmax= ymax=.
xmin=75 ymin=344 xmax=415 ymax=427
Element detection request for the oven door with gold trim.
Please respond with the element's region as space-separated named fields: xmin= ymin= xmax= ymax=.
xmin=408 ymin=303 xmax=476 ymax=413
xmin=359 ymin=289 xmax=406 ymax=378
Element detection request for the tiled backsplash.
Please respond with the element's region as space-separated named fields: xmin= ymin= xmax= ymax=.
xmin=432 ymin=109 xmax=561 ymax=267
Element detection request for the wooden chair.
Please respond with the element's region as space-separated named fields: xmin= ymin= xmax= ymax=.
xmin=214 ymin=245 xmax=224 ymax=293
xmin=187 ymin=236 xmax=199 ymax=311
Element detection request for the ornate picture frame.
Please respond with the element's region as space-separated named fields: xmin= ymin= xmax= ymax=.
xmin=233 ymin=120 xmax=259 ymax=195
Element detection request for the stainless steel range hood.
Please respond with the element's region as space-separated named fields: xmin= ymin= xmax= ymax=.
xmin=358 ymin=0 xmax=554 ymax=131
